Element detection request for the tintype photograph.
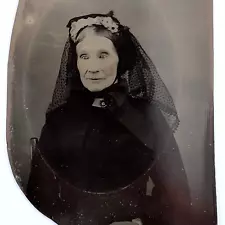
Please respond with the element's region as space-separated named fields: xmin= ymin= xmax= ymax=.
xmin=7 ymin=0 xmax=216 ymax=225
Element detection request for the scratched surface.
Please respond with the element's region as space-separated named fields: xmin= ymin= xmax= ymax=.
xmin=7 ymin=0 xmax=215 ymax=224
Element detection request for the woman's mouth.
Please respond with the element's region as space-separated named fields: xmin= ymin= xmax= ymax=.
xmin=88 ymin=78 xmax=105 ymax=81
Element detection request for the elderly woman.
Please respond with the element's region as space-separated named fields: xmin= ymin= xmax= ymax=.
xmin=26 ymin=11 xmax=191 ymax=225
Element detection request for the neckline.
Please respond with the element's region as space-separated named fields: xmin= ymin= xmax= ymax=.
xmin=68 ymin=81 xmax=128 ymax=110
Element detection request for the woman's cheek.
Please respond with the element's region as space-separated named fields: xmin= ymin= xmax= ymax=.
xmin=77 ymin=61 xmax=87 ymax=76
xmin=103 ymin=59 xmax=117 ymax=74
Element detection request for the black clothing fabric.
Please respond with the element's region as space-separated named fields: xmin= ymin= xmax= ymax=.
xmin=27 ymin=90 xmax=191 ymax=225
xmin=38 ymin=91 xmax=154 ymax=192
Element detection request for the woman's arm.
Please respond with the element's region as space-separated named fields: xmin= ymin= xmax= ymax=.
xmin=115 ymin=99 xmax=191 ymax=224
xmin=26 ymin=123 xmax=63 ymax=223
xmin=148 ymin=106 xmax=191 ymax=225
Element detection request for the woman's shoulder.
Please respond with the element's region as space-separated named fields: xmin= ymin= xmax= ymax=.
xmin=126 ymin=96 xmax=173 ymax=134
xmin=126 ymin=96 xmax=158 ymax=115
xmin=45 ymin=103 xmax=69 ymax=124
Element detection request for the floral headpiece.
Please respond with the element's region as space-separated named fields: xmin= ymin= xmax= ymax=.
xmin=67 ymin=11 xmax=121 ymax=42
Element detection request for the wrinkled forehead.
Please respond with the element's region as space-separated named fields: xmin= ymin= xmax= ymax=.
xmin=76 ymin=27 xmax=117 ymax=53
xmin=76 ymin=26 xmax=112 ymax=42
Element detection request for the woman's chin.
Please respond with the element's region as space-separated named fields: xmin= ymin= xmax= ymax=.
xmin=86 ymin=85 xmax=110 ymax=92
xmin=87 ymin=87 xmax=104 ymax=92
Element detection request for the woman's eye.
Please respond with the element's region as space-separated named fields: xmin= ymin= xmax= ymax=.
xmin=80 ymin=54 xmax=89 ymax=60
xmin=99 ymin=52 xmax=109 ymax=59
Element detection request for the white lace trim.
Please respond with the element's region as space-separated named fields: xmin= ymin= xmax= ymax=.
xmin=70 ymin=16 xmax=119 ymax=42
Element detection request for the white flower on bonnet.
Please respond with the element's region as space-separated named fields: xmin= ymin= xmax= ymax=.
xmin=69 ymin=11 xmax=120 ymax=42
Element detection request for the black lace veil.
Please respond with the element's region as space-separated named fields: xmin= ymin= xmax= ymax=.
xmin=47 ymin=11 xmax=180 ymax=132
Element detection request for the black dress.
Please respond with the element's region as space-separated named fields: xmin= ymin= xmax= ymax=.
xmin=26 ymin=90 xmax=191 ymax=225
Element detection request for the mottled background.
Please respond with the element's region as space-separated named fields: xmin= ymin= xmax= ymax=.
xmin=7 ymin=0 xmax=215 ymax=224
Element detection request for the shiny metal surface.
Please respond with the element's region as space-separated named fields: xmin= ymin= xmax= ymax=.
xmin=7 ymin=0 xmax=214 ymax=223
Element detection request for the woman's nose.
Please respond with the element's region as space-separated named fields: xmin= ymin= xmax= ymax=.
xmin=87 ymin=58 xmax=101 ymax=74
xmin=88 ymin=70 xmax=100 ymax=74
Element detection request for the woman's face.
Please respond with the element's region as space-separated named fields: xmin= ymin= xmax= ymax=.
xmin=76 ymin=30 xmax=119 ymax=92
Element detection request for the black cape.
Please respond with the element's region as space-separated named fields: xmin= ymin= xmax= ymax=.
xmin=26 ymin=90 xmax=191 ymax=225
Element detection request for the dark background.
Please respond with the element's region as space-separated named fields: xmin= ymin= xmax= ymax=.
xmin=7 ymin=0 xmax=215 ymax=224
